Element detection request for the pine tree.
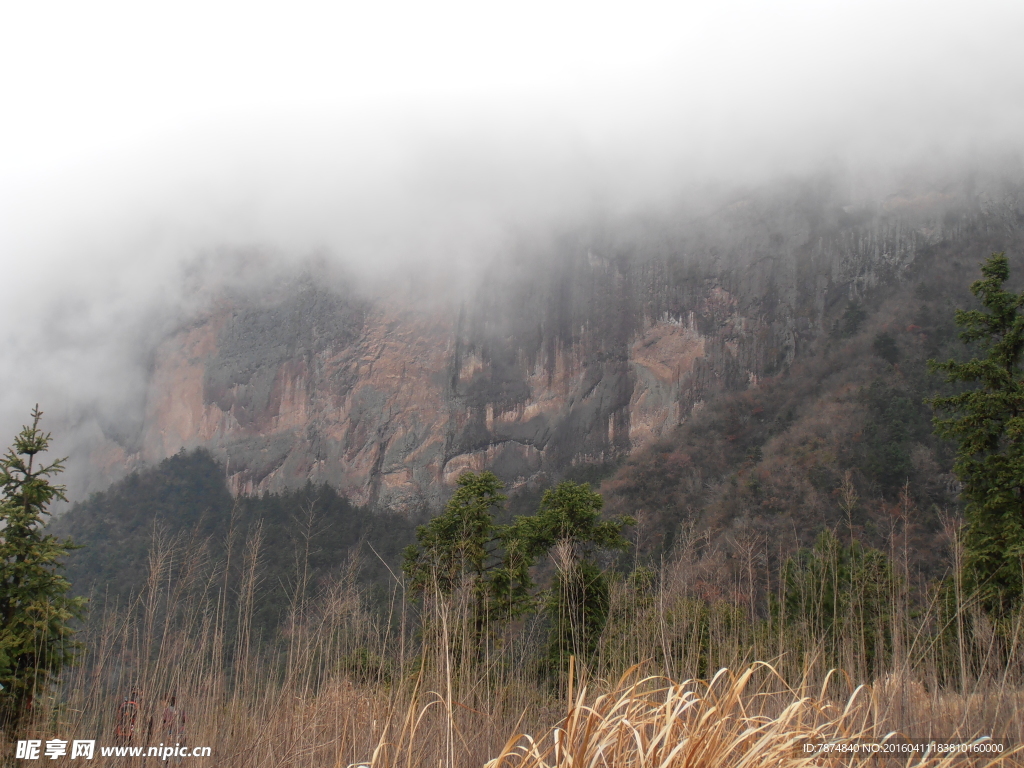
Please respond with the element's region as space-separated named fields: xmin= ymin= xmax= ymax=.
xmin=929 ymin=253 xmax=1024 ymax=618
xmin=403 ymin=475 xmax=633 ymax=669
xmin=402 ymin=471 xmax=529 ymax=650
xmin=0 ymin=407 xmax=86 ymax=729
xmin=508 ymin=481 xmax=634 ymax=673
xmin=402 ymin=470 xmax=507 ymax=599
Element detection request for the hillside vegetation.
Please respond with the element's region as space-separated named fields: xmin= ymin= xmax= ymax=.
xmin=54 ymin=450 xmax=418 ymax=637
xmin=602 ymin=210 xmax=1024 ymax=589
xmin=13 ymin=177 xmax=1024 ymax=766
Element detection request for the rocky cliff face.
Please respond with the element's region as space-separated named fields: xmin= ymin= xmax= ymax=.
xmin=95 ymin=175 xmax=1024 ymax=511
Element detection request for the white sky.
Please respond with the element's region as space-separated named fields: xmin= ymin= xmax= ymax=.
xmin=5 ymin=0 xmax=1022 ymax=184
xmin=1 ymin=0 xmax=1023 ymax=474
xmin=4 ymin=1 xmax=1023 ymax=255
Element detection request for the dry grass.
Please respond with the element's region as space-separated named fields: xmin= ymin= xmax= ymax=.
xmin=488 ymin=665 xmax=1024 ymax=768
xmin=7 ymin=654 xmax=1021 ymax=767
xmin=4 ymin=523 xmax=1024 ymax=767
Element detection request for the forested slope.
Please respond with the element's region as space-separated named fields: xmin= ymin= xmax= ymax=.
xmin=54 ymin=450 xmax=418 ymax=634
xmin=601 ymin=206 xmax=1024 ymax=588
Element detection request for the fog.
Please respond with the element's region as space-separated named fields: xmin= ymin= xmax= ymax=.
xmin=1 ymin=0 xmax=1023 ymax=494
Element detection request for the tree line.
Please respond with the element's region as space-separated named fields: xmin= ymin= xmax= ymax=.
xmin=402 ymin=470 xmax=635 ymax=673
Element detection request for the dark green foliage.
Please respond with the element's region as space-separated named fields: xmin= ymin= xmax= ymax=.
xmin=56 ymin=449 xmax=416 ymax=637
xmin=873 ymin=332 xmax=899 ymax=364
xmin=231 ymin=483 xmax=416 ymax=632
xmin=404 ymin=477 xmax=633 ymax=673
xmin=510 ymin=481 xmax=635 ymax=561
xmin=506 ymin=481 xmax=634 ymax=673
xmin=776 ymin=529 xmax=895 ymax=674
xmin=56 ymin=449 xmax=235 ymax=601
xmin=836 ymin=301 xmax=867 ymax=338
xmin=546 ymin=559 xmax=610 ymax=669
xmin=0 ymin=408 xmax=86 ymax=729
xmin=929 ymin=252 xmax=1024 ymax=617
xmin=860 ymin=381 xmax=917 ymax=494
xmin=403 ymin=471 xmax=507 ymax=597
xmin=58 ymin=456 xmax=635 ymax=678
xmin=402 ymin=471 xmax=533 ymax=646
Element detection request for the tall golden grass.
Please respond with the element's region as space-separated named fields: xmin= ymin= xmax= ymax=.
xmin=489 ymin=664 xmax=1023 ymax=768
xmin=3 ymin=518 xmax=1024 ymax=767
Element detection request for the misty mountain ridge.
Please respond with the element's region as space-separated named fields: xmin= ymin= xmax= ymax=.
xmin=54 ymin=169 xmax=1023 ymax=525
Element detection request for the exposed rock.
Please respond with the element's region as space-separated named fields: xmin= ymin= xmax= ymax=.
xmin=89 ymin=175 xmax=1024 ymax=511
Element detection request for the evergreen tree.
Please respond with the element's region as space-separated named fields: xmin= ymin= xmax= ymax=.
xmin=0 ymin=407 xmax=86 ymax=729
xmin=403 ymin=471 xmax=507 ymax=598
xmin=508 ymin=481 xmax=634 ymax=672
xmin=402 ymin=471 xmax=531 ymax=649
xmin=929 ymin=253 xmax=1024 ymax=617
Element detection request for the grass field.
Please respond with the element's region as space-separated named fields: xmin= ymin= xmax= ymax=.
xmin=5 ymin=523 xmax=1024 ymax=768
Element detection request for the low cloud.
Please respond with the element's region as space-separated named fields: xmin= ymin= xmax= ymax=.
xmin=1 ymin=0 xmax=1022 ymax=490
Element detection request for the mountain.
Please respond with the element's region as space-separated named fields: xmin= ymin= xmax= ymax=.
xmin=80 ymin=171 xmax=1024 ymax=525
xmin=598 ymin=175 xmax=1024 ymax=581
